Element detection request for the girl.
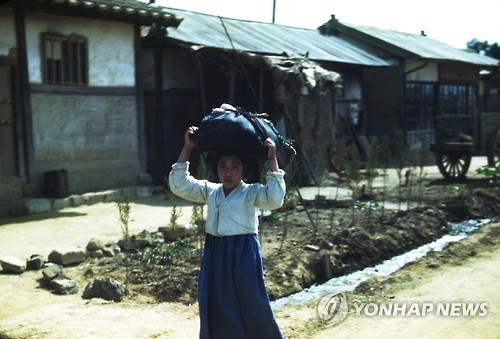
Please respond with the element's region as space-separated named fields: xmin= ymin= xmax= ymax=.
xmin=169 ymin=126 xmax=285 ymax=339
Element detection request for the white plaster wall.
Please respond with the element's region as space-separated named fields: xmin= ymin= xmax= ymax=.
xmin=405 ymin=60 xmax=438 ymax=82
xmin=0 ymin=8 xmax=16 ymax=56
xmin=25 ymin=12 xmax=135 ymax=86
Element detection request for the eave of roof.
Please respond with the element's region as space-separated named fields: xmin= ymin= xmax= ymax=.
xmin=4 ymin=0 xmax=183 ymax=27
xmin=344 ymin=23 xmax=499 ymax=67
xmin=152 ymin=8 xmax=391 ymax=67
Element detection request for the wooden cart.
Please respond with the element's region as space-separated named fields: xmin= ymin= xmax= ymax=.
xmin=430 ymin=112 xmax=500 ymax=179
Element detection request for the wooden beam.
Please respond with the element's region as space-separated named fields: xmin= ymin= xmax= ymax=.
xmin=134 ymin=24 xmax=147 ymax=172
xmin=14 ymin=1 xmax=33 ymax=180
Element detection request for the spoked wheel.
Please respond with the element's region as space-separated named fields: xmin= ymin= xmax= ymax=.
xmin=487 ymin=130 xmax=500 ymax=167
xmin=435 ymin=152 xmax=472 ymax=179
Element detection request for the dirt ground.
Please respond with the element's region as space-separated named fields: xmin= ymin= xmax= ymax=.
xmin=0 ymin=157 xmax=498 ymax=338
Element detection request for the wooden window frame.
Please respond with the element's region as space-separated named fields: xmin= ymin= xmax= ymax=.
xmin=41 ymin=33 xmax=88 ymax=86
xmin=439 ymin=83 xmax=477 ymax=116
xmin=486 ymin=87 xmax=499 ymax=112
xmin=405 ymin=82 xmax=435 ymax=130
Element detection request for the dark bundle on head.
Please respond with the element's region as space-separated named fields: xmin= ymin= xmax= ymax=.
xmin=190 ymin=103 xmax=295 ymax=170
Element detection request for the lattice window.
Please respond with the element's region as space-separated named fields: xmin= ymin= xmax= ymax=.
xmin=486 ymin=87 xmax=499 ymax=112
xmin=439 ymin=84 xmax=477 ymax=115
xmin=42 ymin=33 xmax=88 ymax=86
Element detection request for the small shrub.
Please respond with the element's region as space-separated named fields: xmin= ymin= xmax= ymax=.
xmin=475 ymin=165 xmax=500 ymax=186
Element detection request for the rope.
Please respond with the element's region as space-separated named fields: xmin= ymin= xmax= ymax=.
xmin=218 ymin=16 xmax=260 ymax=108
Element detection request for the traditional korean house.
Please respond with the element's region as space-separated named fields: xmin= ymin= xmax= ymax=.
xmin=0 ymin=0 xmax=181 ymax=200
xmin=319 ymin=16 xmax=499 ymax=150
xmin=140 ymin=8 xmax=392 ymax=184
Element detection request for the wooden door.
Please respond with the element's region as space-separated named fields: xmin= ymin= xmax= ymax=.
xmin=0 ymin=64 xmax=18 ymax=178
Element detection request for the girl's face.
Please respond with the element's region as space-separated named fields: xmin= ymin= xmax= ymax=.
xmin=217 ymin=155 xmax=244 ymax=194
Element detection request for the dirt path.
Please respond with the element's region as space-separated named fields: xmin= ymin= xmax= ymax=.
xmin=310 ymin=221 xmax=500 ymax=339
xmin=0 ymin=157 xmax=498 ymax=338
xmin=1 ymin=218 xmax=498 ymax=338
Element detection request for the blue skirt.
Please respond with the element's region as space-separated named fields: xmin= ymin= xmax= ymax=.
xmin=198 ymin=233 xmax=283 ymax=339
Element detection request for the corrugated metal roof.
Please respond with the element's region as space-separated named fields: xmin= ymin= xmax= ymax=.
xmin=28 ymin=0 xmax=182 ymax=27
xmin=346 ymin=24 xmax=499 ymax=67
xmin=160 ymin=8 xmax=392 ymax=67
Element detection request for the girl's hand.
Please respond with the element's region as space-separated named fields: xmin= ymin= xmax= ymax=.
xmin=264 ymin=138 xmax=279 ymax=172
xmin=184 ymin=126 xmax=198 ymax=149
xmin=264 ymin=138 xmax=277 ymax=160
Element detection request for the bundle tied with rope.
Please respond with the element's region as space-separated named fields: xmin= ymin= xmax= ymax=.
xmin=190 ymin=104 xmax=296 ymax=168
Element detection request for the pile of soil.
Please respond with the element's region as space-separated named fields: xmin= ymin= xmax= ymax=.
xmin=70 ymin=176 xmax=499 ymax=305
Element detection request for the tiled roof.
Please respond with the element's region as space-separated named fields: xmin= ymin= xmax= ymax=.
xmin=28 ymin=0 xmax=182 ymax=27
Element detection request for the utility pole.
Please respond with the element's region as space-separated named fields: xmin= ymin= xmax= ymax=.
xmin=272 ymin=0 xmax=276 ymax=23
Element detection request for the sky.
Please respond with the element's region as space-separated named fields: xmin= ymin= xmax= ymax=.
xmin=149 ymin=0 xmax=499 ymax=49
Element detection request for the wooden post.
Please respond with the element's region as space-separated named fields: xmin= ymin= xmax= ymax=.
xmin=14 ymin=1 xmax=33 ymax=180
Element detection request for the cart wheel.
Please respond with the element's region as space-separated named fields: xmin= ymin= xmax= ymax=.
xmin=435 ymin=152 xmax=471 ymax=179
xmin=487 ymin=130 xmax=500 ymax=167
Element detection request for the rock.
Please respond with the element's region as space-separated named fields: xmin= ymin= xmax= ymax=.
xmin=103 ymin=243 xmax=121 ymax=257
xmin=315 ymin=194 xmax=327 ymax=204
xmin=51 ymin=278 xmax=78 ymax=295
xmin=159 ymin=226 xmax=188 ymax=241
xmin=136 ymin=186 xmax=153 ymax=198
xmin=82 ymin=278 xmax=126 ymax=302
xmin=334 ymin=197 xmax=354 ymax=208
xmin=119 ymin=230 xmax=154 ymax=251
xmin=41 ymin=263 xmax=64 ymax=283
xmin=86 ymin=238 xmax=105 ymax=251
xmin=304 ymin=244 xmax=320 ymax=251
xmin=153 ymin=231 xmax=165 ymax=245
xmin=88 ymin=249 xmax=104 ymax=259
xmin=320 ymin=239 xmax=334 ymax=250
xmin=48 ymin=247 xmax=87 ymax=266
xmin=0 ymin=255 xmax=26 ymax=274
xmin=26 ymin=254 xmax=45 ymax=270
xmin=84 ymin=268 xmax=96 ymax=278
xmin=322 ymin=254 xmax=336 ymax=280
xmin=26 ymin=199 xmax=51 ymax=214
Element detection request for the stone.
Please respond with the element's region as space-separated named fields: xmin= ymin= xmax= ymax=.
xmin=82 ymin=278 xmax=126 ymax=302
xmin=304 ymin=244 xmax=320 ymax=251
xmin=0 ymin=255 xmax=26 ymax=274
xmin=334 ymin=197 xmax=355 ymax=208
xmin=88 ymin=249 xmax=104 ymax=259
xmin=119 ymin=230 xmax=153 ymax=250
xmin=51 ymin=278 xmax=78 ymax=295
xmin=86 ymin=238 xmax=105 ymax=251
xmin=48 ymin=247 xmax=87 ymax=266
xmin=159 ymin=226 xmax=188 ymax=241
xmin=26 ymin=254 xmax=45 ymax=270
xmin=102 ymin=243 xmax=120 ymax=257
xmin=52 ymin=198 xmax=72 ymax=211
xmin=320 ymin=239 xmax=334 ymax=250
xmin=26 ymin=199 xmax=52 ymax=214
xmin=322 ymin=254 xmax=336 ymax=280
xmin=136 ymin=186 xmax=153 ymax=198
xmin=41 ymin=263 xmax=64 ymax=283
xmin=69 ymin=195 xmax=86 ymax=206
